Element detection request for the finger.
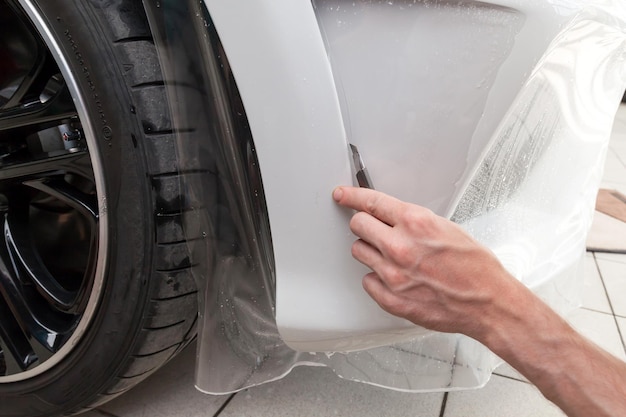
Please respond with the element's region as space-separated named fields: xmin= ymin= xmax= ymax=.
xmin=333 ymin=186 xmax=404 ymax=226
xmin=363 ymin=272 xmax=424 ymax=323
xmin=352 ymin=239 xmax=403 ymax=290
xmin=361 ymin=272 xmax=405 ymax=318
xmin=351 ymin=238 xmax=386 ymax=270
xmin=362 ymin=271 xmax=386 ymax=298
xmin=349 ymin=211 xmax=393 ymax=250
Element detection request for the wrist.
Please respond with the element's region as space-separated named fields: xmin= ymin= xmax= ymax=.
xmin=477 ymin=277 xmax=571 ymax=379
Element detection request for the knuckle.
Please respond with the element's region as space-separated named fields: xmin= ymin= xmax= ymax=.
xmin=365 ymin=195 xmax=383 ymax=217
xmin=386 ymin=238 xmax=413 ymax=266
xmin=399 ymin=206 xmax=434 ymax=231
xmin=380 ymin=294 xmax=406 ymax=317
xmin=383 ymin=268 xmax=406 ymax=288
xmin=362 ymin=274 xmax=412 ymax=319
xmin=398 ymin=205 xmax=418 ymax=225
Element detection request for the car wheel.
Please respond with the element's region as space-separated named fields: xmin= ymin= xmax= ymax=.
xmin=0 ymin=0 xmax=198 ymax=415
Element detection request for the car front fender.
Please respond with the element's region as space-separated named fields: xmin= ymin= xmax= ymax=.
xmin=143 ymin=0 xmax=626 ymax=395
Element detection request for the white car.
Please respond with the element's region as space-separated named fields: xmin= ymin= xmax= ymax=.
xmin=1 ymin=0 xmax=625 ymax=415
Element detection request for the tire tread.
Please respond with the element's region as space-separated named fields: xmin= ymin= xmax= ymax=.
xmin=73 ymin=0 xmax=201 ymax=411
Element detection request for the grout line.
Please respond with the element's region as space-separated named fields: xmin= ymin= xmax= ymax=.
xmin=592 ymin=253 xmax=626 ymax=357
xmin=438 ymin=392 xmax=448 ymax=417
xmin=612 ymin=314 xmax=626 ymax=357
xmin=212 ymin=393 xmax=237 ymax=417
xmin=592 ymin=252 xmax=614 ymax=313
xmin=580 ymin=306 xmax=614 ymax=316
xmin=613 ymin=317 xmax=626 ymax=357
xmin=492 ymin=372 xmax=529 ymax=384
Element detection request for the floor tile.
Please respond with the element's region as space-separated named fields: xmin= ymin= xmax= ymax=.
xmin=610 ymin=130 xmax=626 ymax=160
xmin=601 ymin=149 xmax=626 ymax=184
xmin=609 ymin=145 xmax=626 ymax=170
xmin=567 ymin=308 xmax=626 ymax=361
xmin=220 ymin=366 xmax=443 ymax=417
xmin=611 ymin=144 xmax=626 ymax=167
xmin=594 ymin=252 xmax=626 ymax=264
xmin=596 ymin=258 xmax=626 ymax=318
xmin=95 ymin=343 xmax=230 ymax=417
xmin=610 ymin=127 xmax=626 ymax=144
xmin=443 ymin=375 xmax=564 ymax=417
xmin=611 ymin=105 xmax=626 ymax=138
xmin=581 ymin=253 xmax=611 ymax=314
xmin=587 ymin=199 xmax=626 ymax=250
xmin=496 ymin=253 xmax=625 ymax=382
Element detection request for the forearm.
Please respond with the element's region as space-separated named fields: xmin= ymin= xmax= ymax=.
xmin=481 ymin=283 xmax=626 ymax=417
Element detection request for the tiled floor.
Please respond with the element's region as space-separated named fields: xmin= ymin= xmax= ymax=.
xmin=84 ymin=105 xmax=626 ymax=417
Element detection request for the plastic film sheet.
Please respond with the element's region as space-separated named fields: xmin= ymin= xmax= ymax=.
xmin=142 ymin=0 xmax=626 ymax=395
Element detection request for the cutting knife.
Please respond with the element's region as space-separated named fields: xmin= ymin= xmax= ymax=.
xmin=349 ymin=143 xmax=374 ymax=189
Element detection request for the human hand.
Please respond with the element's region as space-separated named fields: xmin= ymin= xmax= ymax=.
xmin=332 ymin=186 xmax=526 ymax=342
xmin=334 ymin=186 xmax=626 ymax=417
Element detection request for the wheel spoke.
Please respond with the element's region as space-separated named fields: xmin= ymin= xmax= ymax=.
xmin=0 ymin=215 xmax=73 ymax=354
xmin=24 ymin=177 xmax=99 ymax=312
xmin=0 ymin=150 xmax=89 ymax=182
xmin=1 ymin=41 xmax=50 ymax=110
xmin=0 ymin=81 xmax=77 ymax=133
xmin=0 ymin=297 xmax=37 ymax=372
xmin=5 ymin=213 xmax=77 ymax=310
xmin=25 ymin=177 xmax=98 ymax=223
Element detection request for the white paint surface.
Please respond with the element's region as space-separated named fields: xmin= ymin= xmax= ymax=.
xmin=204 ymin=0 xmax=626 ymax=351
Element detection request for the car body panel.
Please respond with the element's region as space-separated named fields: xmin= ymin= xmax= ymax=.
xmin=204 ymin=0 xmax=427 ymax=350
xmin=204 ymin=0 xmax=626 ymax=351
xmin=143 ymin=0 xmax=626 ymax=394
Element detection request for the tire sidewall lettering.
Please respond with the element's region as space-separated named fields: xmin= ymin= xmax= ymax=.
xmin=64 ymin=27 xmax=111 ymax=142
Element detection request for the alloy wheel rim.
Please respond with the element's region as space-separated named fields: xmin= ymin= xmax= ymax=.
xmin=0 ymin=0 xmax=108 ymax=382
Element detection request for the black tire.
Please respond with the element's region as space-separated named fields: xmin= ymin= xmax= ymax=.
xmin=0 ymin=1 xmax=199 ymax=415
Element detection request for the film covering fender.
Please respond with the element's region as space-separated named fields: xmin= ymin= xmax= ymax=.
xmin=142 ymin=0 xmax=626 ymax=394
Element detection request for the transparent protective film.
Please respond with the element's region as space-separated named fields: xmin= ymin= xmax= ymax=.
xmin=143 ymin=0 xmax=626 ymax=395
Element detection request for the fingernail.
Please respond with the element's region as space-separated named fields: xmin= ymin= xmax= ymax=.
xmin=332 ymin=187 xmax=344 ymax=202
